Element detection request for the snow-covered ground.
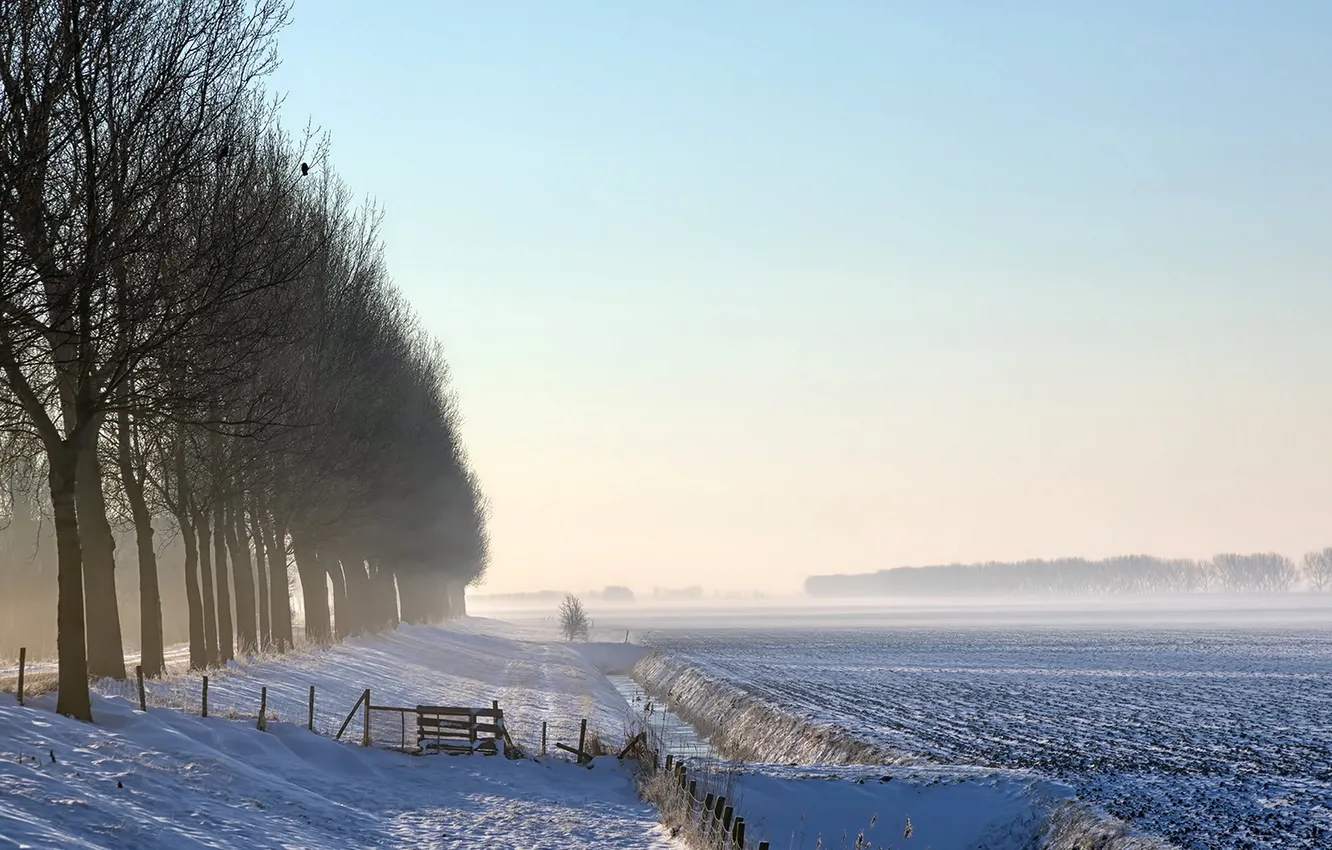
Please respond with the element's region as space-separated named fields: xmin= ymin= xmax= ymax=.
xmin=639 ymin=625 xmax=1332 ymax=850
xmin=0 ymin=620 xmax=676 ymax=849
xmin=2 ymin=617 xmax=1173 ymax=850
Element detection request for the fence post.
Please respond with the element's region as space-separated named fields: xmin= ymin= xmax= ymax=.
xmin=308 ymin=685 xmax=315 ymax=731
xmin=723 ymin=805 xmax=733 ymax=836
xmin=734 ymin=817 xmax=745 ymax=847
xmin=577 ymin=718 xmax=588 ymax=764
xmin=201 ymin=676 xmax=209 ymax=717
xmin=492 ymin=700 xmax=503 ymax=755
xmin=665 ymin=753 xmax=673 ymax=773
xmin=361 ymin=688 xmax=371 ymax=747
xmin=541 ymin=720 xmax=547 ymax=755
xmin=687 ymin=779 xmax=697 ymax=815
xmin=758 ymin=843 xmax=770 ymax=850
xmin=258 ymin=687 xmax=268 ymax=731
xmin=135 ymin=665 xmax=146 ymax=711
xmin=17 ymin=647 xmax=26 ymax=706
xmin=714 ymin=796 xmax=726 ymax=829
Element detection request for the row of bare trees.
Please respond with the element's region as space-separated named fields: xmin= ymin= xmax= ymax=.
xmin=806 ymin=551 xmax=1332 ymax=597
xmin=0 ymin=473 xmax=192 ymax=662
xmin=0 ymin=0 xmax=487 ymax=721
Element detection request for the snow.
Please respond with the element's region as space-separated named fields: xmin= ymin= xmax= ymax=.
xmin=639 ymin=625 xmax=1332 ymax=850
xmin=686 ymin=764 xmax=1069 ymax=850
xmin=569 ymin=643 xmax=650 ymax=676
xmin=623 ymin=662 xmax=1085 ymax=850
xmin=3 ymin=617 xmax=1195 ymax=850
xmin=0 ymin=619 xmax=678 ymax=849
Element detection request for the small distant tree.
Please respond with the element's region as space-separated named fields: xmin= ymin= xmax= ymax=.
xmin=559 ymin=594 xmax=590 ymax=641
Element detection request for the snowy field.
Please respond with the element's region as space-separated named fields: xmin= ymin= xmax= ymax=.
xmin=1 ymin=614 xmax=1113 ymax=850
xmin=639 ymin=624 xmax=1332 ymax=850
xmin=0 ymin=621 xmax=676 ymax=849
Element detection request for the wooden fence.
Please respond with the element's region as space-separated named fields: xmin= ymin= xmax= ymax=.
xmin=660 ymin=755 xmax=768 ymax=850
xmin=4 ymin=647 xmax=518 ymax=760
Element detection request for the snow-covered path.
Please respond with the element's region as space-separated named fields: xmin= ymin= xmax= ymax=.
xmin=0 ymin=620 xmax=676 ymax=849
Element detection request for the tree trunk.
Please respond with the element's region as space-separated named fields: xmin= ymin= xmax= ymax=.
xmin=213 ymin=501 xmax=234 ymax=662
xmin=395 ymin=570 xmax=424 ymax=624
xmin=48 ymin=442 xmax=92 ymax=720
xmin=178 ymin=513 xmax=206 ymax=670
xmin=371 ymin=561 xmax=399 ymax=630
xmin=439 ymin=580 xmax=455 ymax=620
xmin=339 ymin=556 xmax=370 ymax=636
xmin=387 ymin=570 xmax=402 ymax=627
xmin=326 ymin=556 xmax=348 ymax=640
xmin=194 ymin=507 xmax=219 ymax=665
xmin=224 ymin=498 xmax=257 ymax=656
xmin=117 ymin=409 xmax=164 ymax=677
xmin=77 ymin=441 xmax=126 ymax=680
xmin=247 ymin=498 xmax=271 ymax=651
xmin=292 ymin=535 xmax=330 ymax=644
xmin=174 ymin=436 xmax=206 ymax=670
xmin=128 ymin=496 xmax=164 ymax=676
xmin=261 ymin=506 xmax=292 ymax=649
xmin=453 ymin=581 xmax=467 ymax=617
xmin=383 ymin=564 xmax=401 ymax=627
xmin=361 ymin=560 xmax=383 ymax=632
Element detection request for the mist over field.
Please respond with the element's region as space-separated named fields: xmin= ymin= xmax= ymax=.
xmin=469 ymin=592 xmax=1332 ymax=639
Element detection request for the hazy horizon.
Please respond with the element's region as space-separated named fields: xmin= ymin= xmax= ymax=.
xmin=271 ymin=2 xmax=1332 ymax=594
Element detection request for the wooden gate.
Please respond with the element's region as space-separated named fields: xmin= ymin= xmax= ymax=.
xmin=338 ymin=690 xmax=517 ymax=757
xmin=416 ymin=704 xmax=507 ymax=755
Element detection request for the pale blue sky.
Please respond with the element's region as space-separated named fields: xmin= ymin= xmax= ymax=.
xmin=272 ymin=2 xmax=1332 ymax=593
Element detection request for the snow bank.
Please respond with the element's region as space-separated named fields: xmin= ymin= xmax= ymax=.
xmin=634 ymin=650 xmax=918 ymax=765
xmin=673 ymin=765 xmax=1170 ymax=850
xmin=691 ymin=765 xmax=1066 ymax=850
xmin=0 ymin=621 xmax=676 ymax=849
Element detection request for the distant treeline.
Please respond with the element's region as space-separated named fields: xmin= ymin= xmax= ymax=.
xmin=806 ymin=551 xmax=1332 ymax=597
xmin=474 ymin=585 xmax=710 ymax=605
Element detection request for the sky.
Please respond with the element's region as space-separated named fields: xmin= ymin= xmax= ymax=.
xmin=269 ymin=2 xmax=1332 ymax=594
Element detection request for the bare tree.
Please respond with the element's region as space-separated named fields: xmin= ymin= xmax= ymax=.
xmin=1303 ymin=549 xmax=1332 ymax=592
xmin=0 ymin=0 xmax=292 ymax=719
xmin=559 ymin=595 xmax=590 ymax=642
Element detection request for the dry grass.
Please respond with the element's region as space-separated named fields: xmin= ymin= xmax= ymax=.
xmin=639 ymin=768 xmax=751 ymax=849
xmin=584 ymin=729 xmax=612 ymax=757
xmin=641 ymin=770 xmax=693 ymax=836
xmin=1038 ymin=802 xmax=1175 ymax=850
xmin=0 ymin=670 xmax=58 ymax=697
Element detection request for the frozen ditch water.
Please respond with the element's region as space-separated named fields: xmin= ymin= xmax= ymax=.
xmin=607 ymin=673 xmax=713 ymax=761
